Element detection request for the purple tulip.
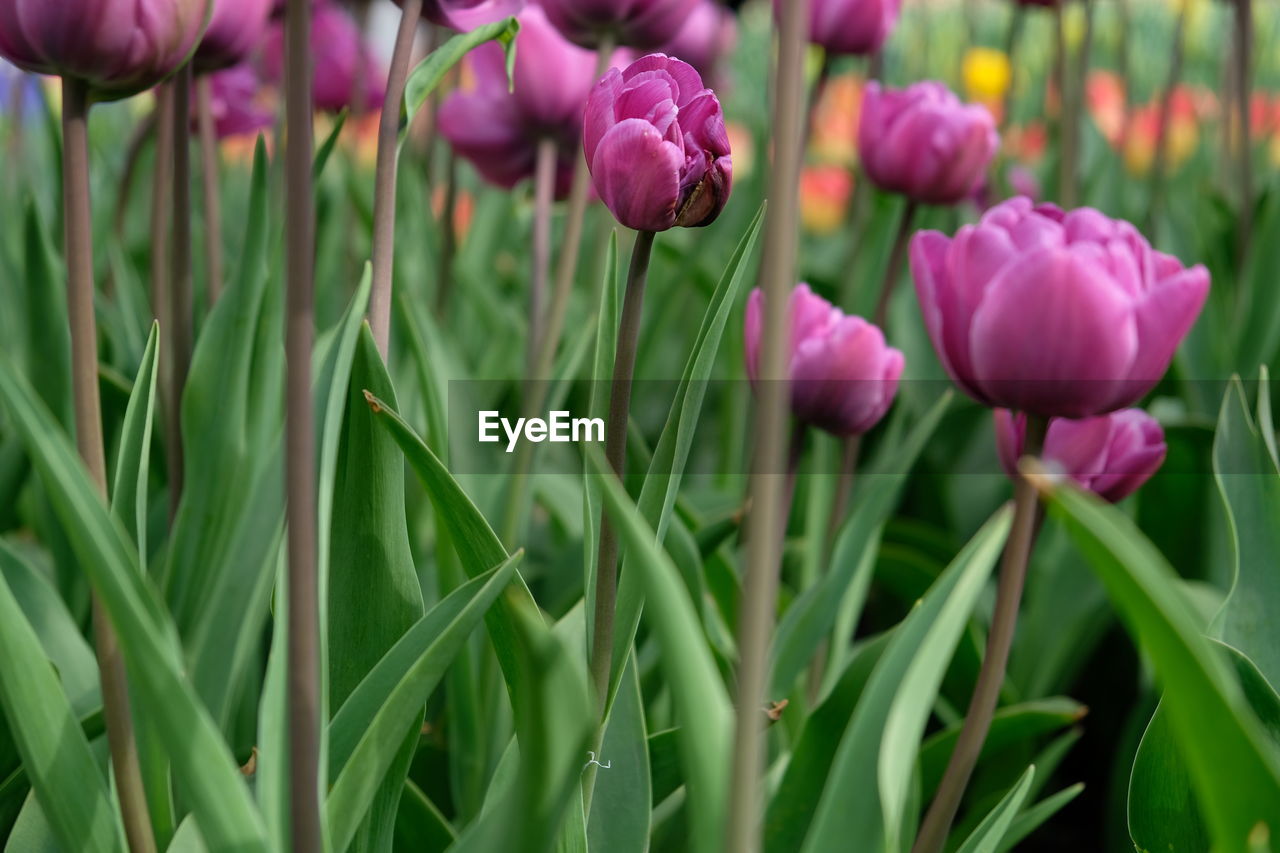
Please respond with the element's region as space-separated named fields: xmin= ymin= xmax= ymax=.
xmin=440 ymin=5 xmax=621 ymax=198
xmin=910 ymin=197 xmax=1210 ymax=418
xmin=776 ymin=0 xmax=901 ymax=56
xmin=200 ymin=63 xmax=274 ymax=138
xmin=584 ymin=53 xmax=731 ymax=232
xmin=994 ymin=408 xmax=1166 ymax=502
xmin=261 ymin=0 xmax=384 ymax=113
xmin=541 ymin=0 xmax=697 ymax=50
xmin=657 ymin=0 xmax=736 ymax=83
xmin=195 ymin=0 xmax=273 ymax=72
xmin=858 ymin=81 xmax=998 ymax=205
xmin=409 ymin=0 xmax=526 ymax=30
xmin=745 ymin=284 xmax=904 ymax=437
xmin=0 ymin=0 xmax=209 ymax=98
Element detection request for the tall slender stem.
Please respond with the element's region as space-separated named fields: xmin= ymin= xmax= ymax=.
xmin=873 ymin=200 xmax=916 ymax=330
xmin=61 ymin=76 xmax=157 ymax=853
xmin=148 ymin=86 xmax=178 ymax=506
xmin=1233 ymin=0 xmax=1253 ymax=266
xmin=169 ymin=65 xmax=194 ymax=517
xmin=726 ymin=0 xmax=808 ymax=848
xmin=1143 ymin=4 xmax=1187 ymax=236
xmin=435 ymin=149 xmax=460 ymax=316
xmin=1053 ymin=2 xmax=1070 ymax=205
xmin=588 ymin=230 xmax=656 ymax=709
xmin=839 ymin=52 xmax=884 ymax=308
xmin=1068 ymin=0 xmax=1095 ymax=207
xmin=195 ymin=75 xmax=224 ymax=306
xmin=540 ymin=42 xmax=616 ymax=369
xmin=999 ymin=6 xmax=1025 ymax=137
xmin=368 ymin=0 xmax=423 ymax=359
xmin=824 ymin=433 xmax=863 ymax=548
xmin=284 ymin=0 xmax=321 ymax=848
xmin=528 ymin=138 xmax=558 ymax=371
xmin=911 ymin=414 xmax=1049 ymax=853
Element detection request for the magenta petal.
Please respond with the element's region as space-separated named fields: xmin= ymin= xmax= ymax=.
xmin=583 ymin=68 xmax=624 ymax=167
xmin=590 ymin=117 xmax=683 ymax=231
xmin=1113 ymin=264 xmax=1210 ymax=408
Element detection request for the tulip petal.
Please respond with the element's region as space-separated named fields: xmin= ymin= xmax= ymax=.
xmin=1113 ymin=263 xmax=1209 ymax=408
xmin=583 ymin=68 xmax=624 ymax=167
xmin=590 ymin=117 xmax=683 ymax=231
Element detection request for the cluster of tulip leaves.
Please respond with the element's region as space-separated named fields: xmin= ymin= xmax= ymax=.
xmin=2 ymin=12 xmax=1280 ymax=853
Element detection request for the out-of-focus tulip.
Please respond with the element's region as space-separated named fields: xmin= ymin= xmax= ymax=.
xmin=745 ymin=283 xmax=903 ymax=437
xmin=410 ymin=0 xmax=526 ymax=30
xmin=0 ymin=0 xmax=209 ymax=98
xmin=994 ymin=408 xmax=1166 ymax=502
xmin=1004 ymin=121 xmax=1047 ymax=164
xmin=858 ymin=81 xmax=998 ymax=205
xmin=440 ymin=5 xmax=617 ymax=198
xmin=584 ymin=53 xmax=731 ymax=231
xmin=261 ymin=0 xmax=384 ymax=113
xmin=1121 ymin=102 xmax=1199 ymax=177
xmin=775 ymin=0 xmax=900 ymax=56
xmin=541 ymin=0 xmax=697 ymax=50
xmin=800 ymin=165 xmax=853 ymax=234
xmin=196 ymin=0 xmax=273 ymax=72
xmin=810 ymin=72 xmax=864 ymax=167
xmin=962 ymin=47 xmax=1011 ymax=105
xmin=657 ymin=0 xmax=736 ymax=84
xmin=909 ymin=197 xmax=1210 ymax=418
xmin=202 ymin=63 xmax=274 ymax=138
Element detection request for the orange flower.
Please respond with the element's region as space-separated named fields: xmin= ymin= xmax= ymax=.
xmin=1086 ymin=70 xmax=1126 ymax=146
xmin=809 ymin=73 xmax=864 ymax=167
xmin=800 ymin=165 xmax=853 ymax=234
xmin=1004 ymin=121 xmax=1047 ymax=164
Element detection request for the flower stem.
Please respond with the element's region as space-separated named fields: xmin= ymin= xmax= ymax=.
xmin=435 ymin=149 xmax=459 ymax=316
xmin=368 ymin=0 xmax=423 ymax=360
xmin=195 ymin=74 xmax=224 ymax=307
xmin=148 ymin=85 xmax=179 ymax=508
xmin=284 ymin=0 xmax=321 ymax=848
xmin=998 ymin=6 xmax=1026 ymax=137
xmin=873 ymin=199 xmax=916 ymax=330
xmin=911 ymin=414 xmax=1049 ymax=853
xmin=1143 ymin=3 xmax=1187 ymax=237
xmin=588 ymin=229 xmax=656 ymax=711
xmin=169 ymin=64 xmax=194 ymax=518
xmin=1053 ymin=2 xmax=1073 ymax=207
xmin=824 ymin=433 xmax=863 ymax=549
xmin=726 ymin=0 xmax=809 ymax=847
xmin=1233 ymin=0 xmax=1253 ymax=267
xmin=528 ymin=137 xmax=558 ymax=372
xmin=61 ymin=75 xmax=157 ymax=853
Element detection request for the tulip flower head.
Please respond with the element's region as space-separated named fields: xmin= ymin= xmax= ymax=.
xmin=0 ymin=0 xmax=210 ymax=98
xmin=440 ymin=5 xmax=616 ymax=198
xmin=658 ymin=0 xmax=737 ymax=84
xmin=396 ymin=0 xmax=526 ymax=31
xmin=777 ymin=0 xmax=901 ymax=57
xmin=584 ymin=53 xmax=732 ymax=232
xmin=910 ymin=197 xmax=1209 ymax=418
xmin=261 ymin=0 xmax=385 ymax=113
xmin=195 ymin=0 xmax=273 ymax=72
xmin=541 ymin=0 xmax=698 ymax=50
xmin=995 ymin=408 xmax=1166 ymax=502
xmin=858 ymin=80 xmax=998 ymax=205
xmin=202 ymin=63 xmax=275 ymax=138
xmin=745 ymin=284 xmax=904 ymax=437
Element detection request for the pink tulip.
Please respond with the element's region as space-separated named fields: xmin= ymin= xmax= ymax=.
xmin=995 ymin=408 xmax=1166 ymax=502
xmin=541 ymin=0 xmax=698 ymax=50
xmin=196 ymin=0 xmax=273 ymax=72
xmin=657 ymin=0 xmax=736 ymax=83
xmin=858 ymin=80 xmax=998 ymax=205
xmin=777 ymin=0 xmax=901 ymax=57
xmin=201 ymin=63 xmax=274 ymax=138
xmin=0 ymin=0 xmax=209 ymax=98
xmin=584 ymin=53 xmax=732 ymax=231
xmin=745 ymin=284 xmax=903 ymax=437
xmin=413 ymin=0 xmax=526 ymax=30
xmin=261 ymin=0 xmax=384 ymax=113
xmin=910 ymin=197 xmax=1210 ymax=418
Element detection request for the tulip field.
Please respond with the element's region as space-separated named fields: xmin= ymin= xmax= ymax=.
xmin=3 ymin=0 xmax=1280 ymax=850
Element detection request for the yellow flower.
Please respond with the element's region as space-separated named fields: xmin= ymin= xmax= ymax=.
xmin=962 ymin=47 xmax=1011 ymax=105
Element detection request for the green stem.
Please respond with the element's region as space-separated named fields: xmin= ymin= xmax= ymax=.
xmin=1143 ymin=4 xmax=1187 ymax=237
xmin=169 ymin=64 xmax=194 ymax=518
xmin=726 ymin=0 xmax=809 ymax=846
xmin=435 ymin=149 xmax=459 ymax=317
xmin=999 ymin=6 xmax=1026 ymax=137
xmin=284 ymin=0 xmax=321 ymax=849
xmin=62 ymin=75 xmax=158 ymax=853
xmin=528 ymin=137 xmax=558 ymax=375
xmin=1233 ymin=0 xmax=1253 ymax=267
xmin=195 ymin=75 xmax=224 ymax=307
xmin=873 ymin=199 xmax=916 ymax=330
xmin=911 ymin=414 xmax=1049 ymax=853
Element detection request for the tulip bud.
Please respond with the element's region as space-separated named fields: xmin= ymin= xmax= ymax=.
xmin=745 ymin=284 xmax=904 ymax=437
xmin=775 ymin=0 xmax=901 ymax=57
xmin=858 ymin=81 xmax=998 ymax=205
xmin=541 ymin=0 xmax=699 ymax=50
xmin=910 ymin=197 xmax=1210 ymax=418
xmin=200 ymin=64 xmax=275 ymax=138
xmin=657 ymin=0 xmax=736 ymax=84
xmin=440 ymin=5 xmax=621 ymax=198
xmin=584 ymin=53 xmax=732 ymax=232
xmin=393 ymin=0 xmax=526 ymax=31
xmin=195 ymin=0 xmax=273 ymax=73
xmin=0 ymin=0 xmax=210 ymax=98
xmin=261 ymin=0 xmax=385 ymax=113
xmin=994 ymin=408 xmax=1166 ymax=502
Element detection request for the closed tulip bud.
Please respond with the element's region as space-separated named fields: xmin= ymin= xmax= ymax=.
xmin=994 ymin=408 xmax=1165 ymax=502
xmin=658 ymin=0 xmax=736 ymax=83
xmin=745 ymin=284 xmax=904 ymax=437
xmin=393 ymin=0 xmax=525 ymax=31
xmin=200 ymin=64 xmax=274 ymax=138
xmin=858 ymin=81 xmax=998 ymax=205
xmin=195 ymin=0 xmax=273 ymax=72
xmin=776 ymin=0 xmax=901 ymax=57
xmin=910 ymin=197 xmax=1210 ymax=418
xmin=261 ymin=1 xmax=385 ymax=113
xmin=0 ymin=0 xmax=209 ymax=98
xmin=584 ymin=53 xmax=732 ymax=231
xmin=440 ymin=5 xmax=621 ymax=197
xmin=541 ymin=0 xmax=698 ymax=50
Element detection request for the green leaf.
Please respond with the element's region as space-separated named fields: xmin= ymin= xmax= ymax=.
xmin=587 ymin=654 xmax=651 ymax=853
xmin=109 ymin=323 xmax=158 ymax=566
xmin=0 ymin=548 xmax=123 ymax=853
xmin=403 ymin=18 xmax=521 ymax=132
xmin=770 ymin=391 xmax=953 ymax=697
xmin=800 ymin=506 xmax=1011 ymax=853
xmin=0 ymin=361 xmax=269 ymax=852
xmin=1039 ymin=473 xmax=1280 ymax=851
xmin=394 ymin=780 xmax=456 ymax=853
xmin=325 ymin=554 xmax=520 ymax=853
xmin=586 ymin=446 xmax=733 ymax=853
xmin=999 ymin=784 xmax=1084 ymax=852
xmin=954 ymin=765 xmax=1035 ymax=853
